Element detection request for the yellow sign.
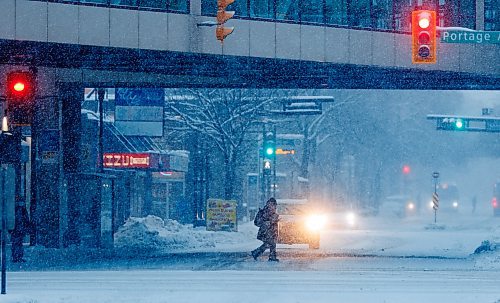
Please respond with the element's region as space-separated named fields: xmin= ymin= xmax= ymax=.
xmin=276 ymin=148 xmax=295 ymax=155
xmin=206 ymin=199 xmax=237 ymax=232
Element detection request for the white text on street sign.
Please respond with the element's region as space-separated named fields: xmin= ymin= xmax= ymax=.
xmin=441 ymin=30 xmax=500 ymax=44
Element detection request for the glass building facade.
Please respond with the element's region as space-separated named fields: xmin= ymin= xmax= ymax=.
xmin=32 ymin=0 xmax=189 ymax=12
xmin=202 ymin=0 xmax=499 ymax=31
xmin=484 ymin=0 xmax=499 ymax=30
xmin=28 ymin=0 xmax=500 ymax=32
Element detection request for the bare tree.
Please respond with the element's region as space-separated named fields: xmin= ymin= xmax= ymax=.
xmin=164 ymin=89 xmax=278 ymax=200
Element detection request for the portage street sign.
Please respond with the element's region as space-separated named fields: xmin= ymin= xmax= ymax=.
xmin=440 ymin=30 xmax=500 ymax=44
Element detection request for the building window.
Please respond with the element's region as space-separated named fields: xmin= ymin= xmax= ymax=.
xmin=80 ymin=0 xmax=109 ymax=4
xmin=393 ymin=0 xmax=412 ymax=31
xmin=372 ymin=0 xmax=393 ymax=29
xmin=349 ymin=0 xmax=371 ymax=27
xmin=168 ymin=0 xmax=188 ymax=11
xmin=485 ymin=0 xmax=499 ymax=30
xmin=302 ymin=0 xmax=325 ymax=23
xmin=201 ymin=0 xmax=216 ymax=15
xmin=232 ymin=0 xmax=249 ymax=16
xmin=325 ymin=0 xmax=348 ymax=25
xmin=250 ymin=0 xmax=274 ymax=18
xmin=110 ymin=0 xmax=139 ymax=7
xmin=276 ymin=0 xmax=299 ymax=21
xmin=140 ymin=0 xmax=168 ymax=9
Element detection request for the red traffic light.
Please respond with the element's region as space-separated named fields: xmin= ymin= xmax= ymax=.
xmin=6 ymin=71 xmax=35 ymax=100
xmin=402 ymin=165 xmax=411 ymax=175
xmin=412 ymin=10 xmax=437 ymax=64
xmin=6 ymin=71 xmax=36 ymax=125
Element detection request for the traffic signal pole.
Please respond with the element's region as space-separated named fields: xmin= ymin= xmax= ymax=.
xmin=1 ymin=163 xmax=6 ymax=294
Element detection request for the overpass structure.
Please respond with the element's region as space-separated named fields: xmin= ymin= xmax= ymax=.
xmin=0 ymin=0 xmax=499 ymax=91
xmin=0 ymin=0 xmax=498 ymax=248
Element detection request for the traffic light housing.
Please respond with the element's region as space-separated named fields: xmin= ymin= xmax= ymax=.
xmin=412 ymin=10 xmax=437 ymax=64
xmin=216 ymin=0 xmax=234 ymax=42
xmin=437 ymin=117 xmax=468 ymax=131
xmin=6 ymin=71 xmax=36 ymax=125
xmin=263 ymin=131 xmax=275 ymax=157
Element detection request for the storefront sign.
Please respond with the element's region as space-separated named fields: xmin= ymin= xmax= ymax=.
xmin=206 ymin=199 xmax=237 ymax=232
xmin=103 ymin=153 xmax=150 ymax=168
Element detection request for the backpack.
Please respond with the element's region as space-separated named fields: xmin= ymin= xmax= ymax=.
xmin=254 ymin=208 xmax=264 ymax=227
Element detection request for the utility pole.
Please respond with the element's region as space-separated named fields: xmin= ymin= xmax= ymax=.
xmin=97 ymin=88 xmax=105 ymax=173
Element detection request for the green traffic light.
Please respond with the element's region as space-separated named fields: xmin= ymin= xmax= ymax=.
xmin=455 ymin=119 xmax=464 ymax=129
xmin=266 ymin=147 xmax=275 ymax=155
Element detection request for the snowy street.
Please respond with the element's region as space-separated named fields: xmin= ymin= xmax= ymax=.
xmin=2 ymin=211 xmax=500 ymax=303
xmin=4 ymin=256 xmax=500 ymax=303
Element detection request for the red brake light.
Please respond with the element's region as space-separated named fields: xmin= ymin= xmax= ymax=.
xmin=493 ymin=197 xmax=498 ymax=208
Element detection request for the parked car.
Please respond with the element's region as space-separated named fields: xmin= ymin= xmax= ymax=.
xmin=493 ymin=182 xmax=499 ymax=217
xmin=276 ymin=199 xmax=326 ymax=249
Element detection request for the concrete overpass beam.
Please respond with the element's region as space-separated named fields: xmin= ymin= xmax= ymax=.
xmin=301 ymin=25 xmax=325 ymax=62
xmin=325 ymin=27 xmax=349 ymax=64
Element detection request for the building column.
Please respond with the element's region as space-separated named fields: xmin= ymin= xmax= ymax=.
xmin=476 ymin=0 xmax=485 ymax=30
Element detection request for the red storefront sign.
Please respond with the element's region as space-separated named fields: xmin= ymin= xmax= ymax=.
xmin=103 ymin=153 xmax=151 ymax=168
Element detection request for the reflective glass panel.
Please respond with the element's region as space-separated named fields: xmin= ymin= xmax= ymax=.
xmin=169 ymin=0 xmax=188 ymax=11
xmin=80 ymin=0 xmax=109 ymax=4
xmin=301 ymin=0 xmax=324 ymax=23
xmin=141 ymin=0 xmax=168 ymax=9
xmin=201 ymin=0 xmax=217 ymax=15
xmin=231 ymin=0 xmax=249 ymax=17
xmin=276 ymin=0 xmax=299 ymax=21
xmin=349 ymin=0 xmax=371 ymax=27
xmin=372 ymin=0 xmax=393 ymax=29
xmin=250 ymin=0 xmax=274 ymax=18
xmin=325 ymin=0 xmax=348 ymax=25
xmin=110 ymin=0 xmax=139 ymax=6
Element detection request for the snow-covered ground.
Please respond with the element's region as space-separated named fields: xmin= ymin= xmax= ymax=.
xmin=2 ymin=211 xmax=499 ymax=303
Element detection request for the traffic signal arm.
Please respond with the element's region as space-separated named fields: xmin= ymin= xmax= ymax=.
xmin=427 ymin=114 xmax=500 ymax=133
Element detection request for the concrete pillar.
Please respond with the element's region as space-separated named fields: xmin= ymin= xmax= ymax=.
xmin=476 ymin=0 xmax=485 ymax=30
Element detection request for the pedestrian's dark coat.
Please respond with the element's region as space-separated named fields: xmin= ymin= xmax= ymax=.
xmin=256 ymin=204 xmax=279 ymax=242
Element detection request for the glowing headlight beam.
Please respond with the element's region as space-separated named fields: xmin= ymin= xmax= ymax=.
xmin=306 ymin=214 xmax=327 ymax=231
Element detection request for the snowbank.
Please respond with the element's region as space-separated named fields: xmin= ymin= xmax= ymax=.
xmin=114 ymin=215 xmax=258 ymax=254
xmin=472 ymin=225 xmax=500 ymax=270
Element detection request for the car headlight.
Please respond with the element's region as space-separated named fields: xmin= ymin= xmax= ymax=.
xmin=453 ymin=201 xmax=459 ymax=208
xmin=407 ymin=202 xmax=415 ymax=210
xmin=305 ymin=214 xmax=327 ymax=231
xmin=345 ymin=212 xmax=356 ymax=227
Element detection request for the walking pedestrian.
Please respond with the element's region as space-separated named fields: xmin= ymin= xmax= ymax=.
xmin=251 ymin=197 xmax=280 ymax=262
xmin=11 ymin=202 xmax=31 ymax=263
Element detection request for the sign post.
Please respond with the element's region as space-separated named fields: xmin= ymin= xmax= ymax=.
xmin=1 ymin=164 xmax=7 ymax=294
xmin=432 ymin=172 xmax=440 ymax=224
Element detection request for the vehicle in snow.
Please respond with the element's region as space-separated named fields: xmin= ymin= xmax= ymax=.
xmin=379 ymin=195 xmax=418 ymax=218
xmin=276 ymin=199 xmax=325 ymax=249
xmin=430 ymin=183 xmax=460 ymax=212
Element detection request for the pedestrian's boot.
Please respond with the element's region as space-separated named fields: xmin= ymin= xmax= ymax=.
xmin=268 ymin=256 xmax=279 ymax=262
xmin=251 ymin=250 xmax=259 ymax=261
